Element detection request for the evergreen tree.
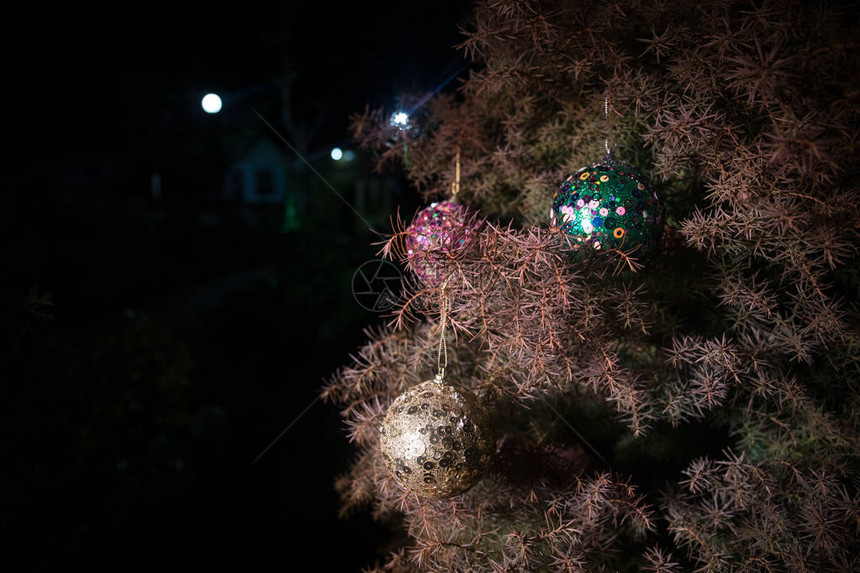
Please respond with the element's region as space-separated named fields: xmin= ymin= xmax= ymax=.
xmin=324 ymin=1 xmax=860 ymax=570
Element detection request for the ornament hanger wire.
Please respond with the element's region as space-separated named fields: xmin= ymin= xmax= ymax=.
xmin=603 ymin=94 xmax=614 ymax=160
xmin=435 ymin=274 xmax=451 ymax=383
xmin=451 ymin=146 xmax=461 ymax=197
xmin=436 ymin=148 xmax=461 ymax=382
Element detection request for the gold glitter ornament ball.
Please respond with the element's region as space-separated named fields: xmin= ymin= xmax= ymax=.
xmin=379 ymin=379 xmax=495 ymax=498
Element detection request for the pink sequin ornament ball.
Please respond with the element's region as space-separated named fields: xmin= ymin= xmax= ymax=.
xmin=404 ymin=200 xmax=480 ymax=285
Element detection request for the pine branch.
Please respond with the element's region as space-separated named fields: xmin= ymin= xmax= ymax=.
xmin=329 ymin=1 xmax=860 ymax=570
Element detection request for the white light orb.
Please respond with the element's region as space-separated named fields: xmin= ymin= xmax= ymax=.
xmin=201 ymin=93 xmax=222 ymax=114
xmin=391 ymin=111 xmax=409 ymax=128
xmin=331 ymin=147 xmax=343 ymax=161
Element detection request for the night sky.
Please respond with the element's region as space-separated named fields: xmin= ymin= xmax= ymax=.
xmin=3 ymin=3 xmax=474 ymax=571
xmin=7 ymin=4 xmax=472 ymax=174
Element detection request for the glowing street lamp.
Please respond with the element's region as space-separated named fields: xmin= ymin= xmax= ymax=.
xmin=201 ymin=93 xmax=222 ymax=114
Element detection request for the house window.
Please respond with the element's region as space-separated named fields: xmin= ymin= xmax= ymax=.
xmin=255 ymin=170 xmax=274 ymax=196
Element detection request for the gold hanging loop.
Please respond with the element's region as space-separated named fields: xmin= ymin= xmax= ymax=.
xmin=451 ymin=146 xmax=461 ymax=197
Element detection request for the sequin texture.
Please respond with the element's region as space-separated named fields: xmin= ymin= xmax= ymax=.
xmin=550 ymin=158 xmax=663 ymax=256
xmin=379 ymin=379 xmax=495 ymax=498
xmin=405 ymin=201 xmax=479 ymax=284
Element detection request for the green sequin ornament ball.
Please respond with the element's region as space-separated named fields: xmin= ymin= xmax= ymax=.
xmin=551 ymin=156 xmax=663 ymax=256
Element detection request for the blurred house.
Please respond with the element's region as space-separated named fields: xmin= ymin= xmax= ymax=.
xmin=224 ymin=138 xmax=292 ymax=206
xmin=221 ymin=134 xmax=398 ymax=234
xmin=221 ymin=136 xmax=300 ymax=230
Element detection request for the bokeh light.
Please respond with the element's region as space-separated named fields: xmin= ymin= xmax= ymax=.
xmin=201 ymin=93 xmax=222 ymax=114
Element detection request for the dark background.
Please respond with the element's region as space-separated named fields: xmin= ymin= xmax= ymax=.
xmin=2 ymin=3 xmax=473 ymax=571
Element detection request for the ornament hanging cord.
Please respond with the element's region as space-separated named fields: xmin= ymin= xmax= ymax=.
xmin=451 ymin=146 xmax=461 ymax=197
xmin=435 ymin=275 xmax=452 ymax=383
xmin=437 ymin=147 xmax=459 ymax=382
xmin=604 ymin=94 xmax=614 ymax=160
